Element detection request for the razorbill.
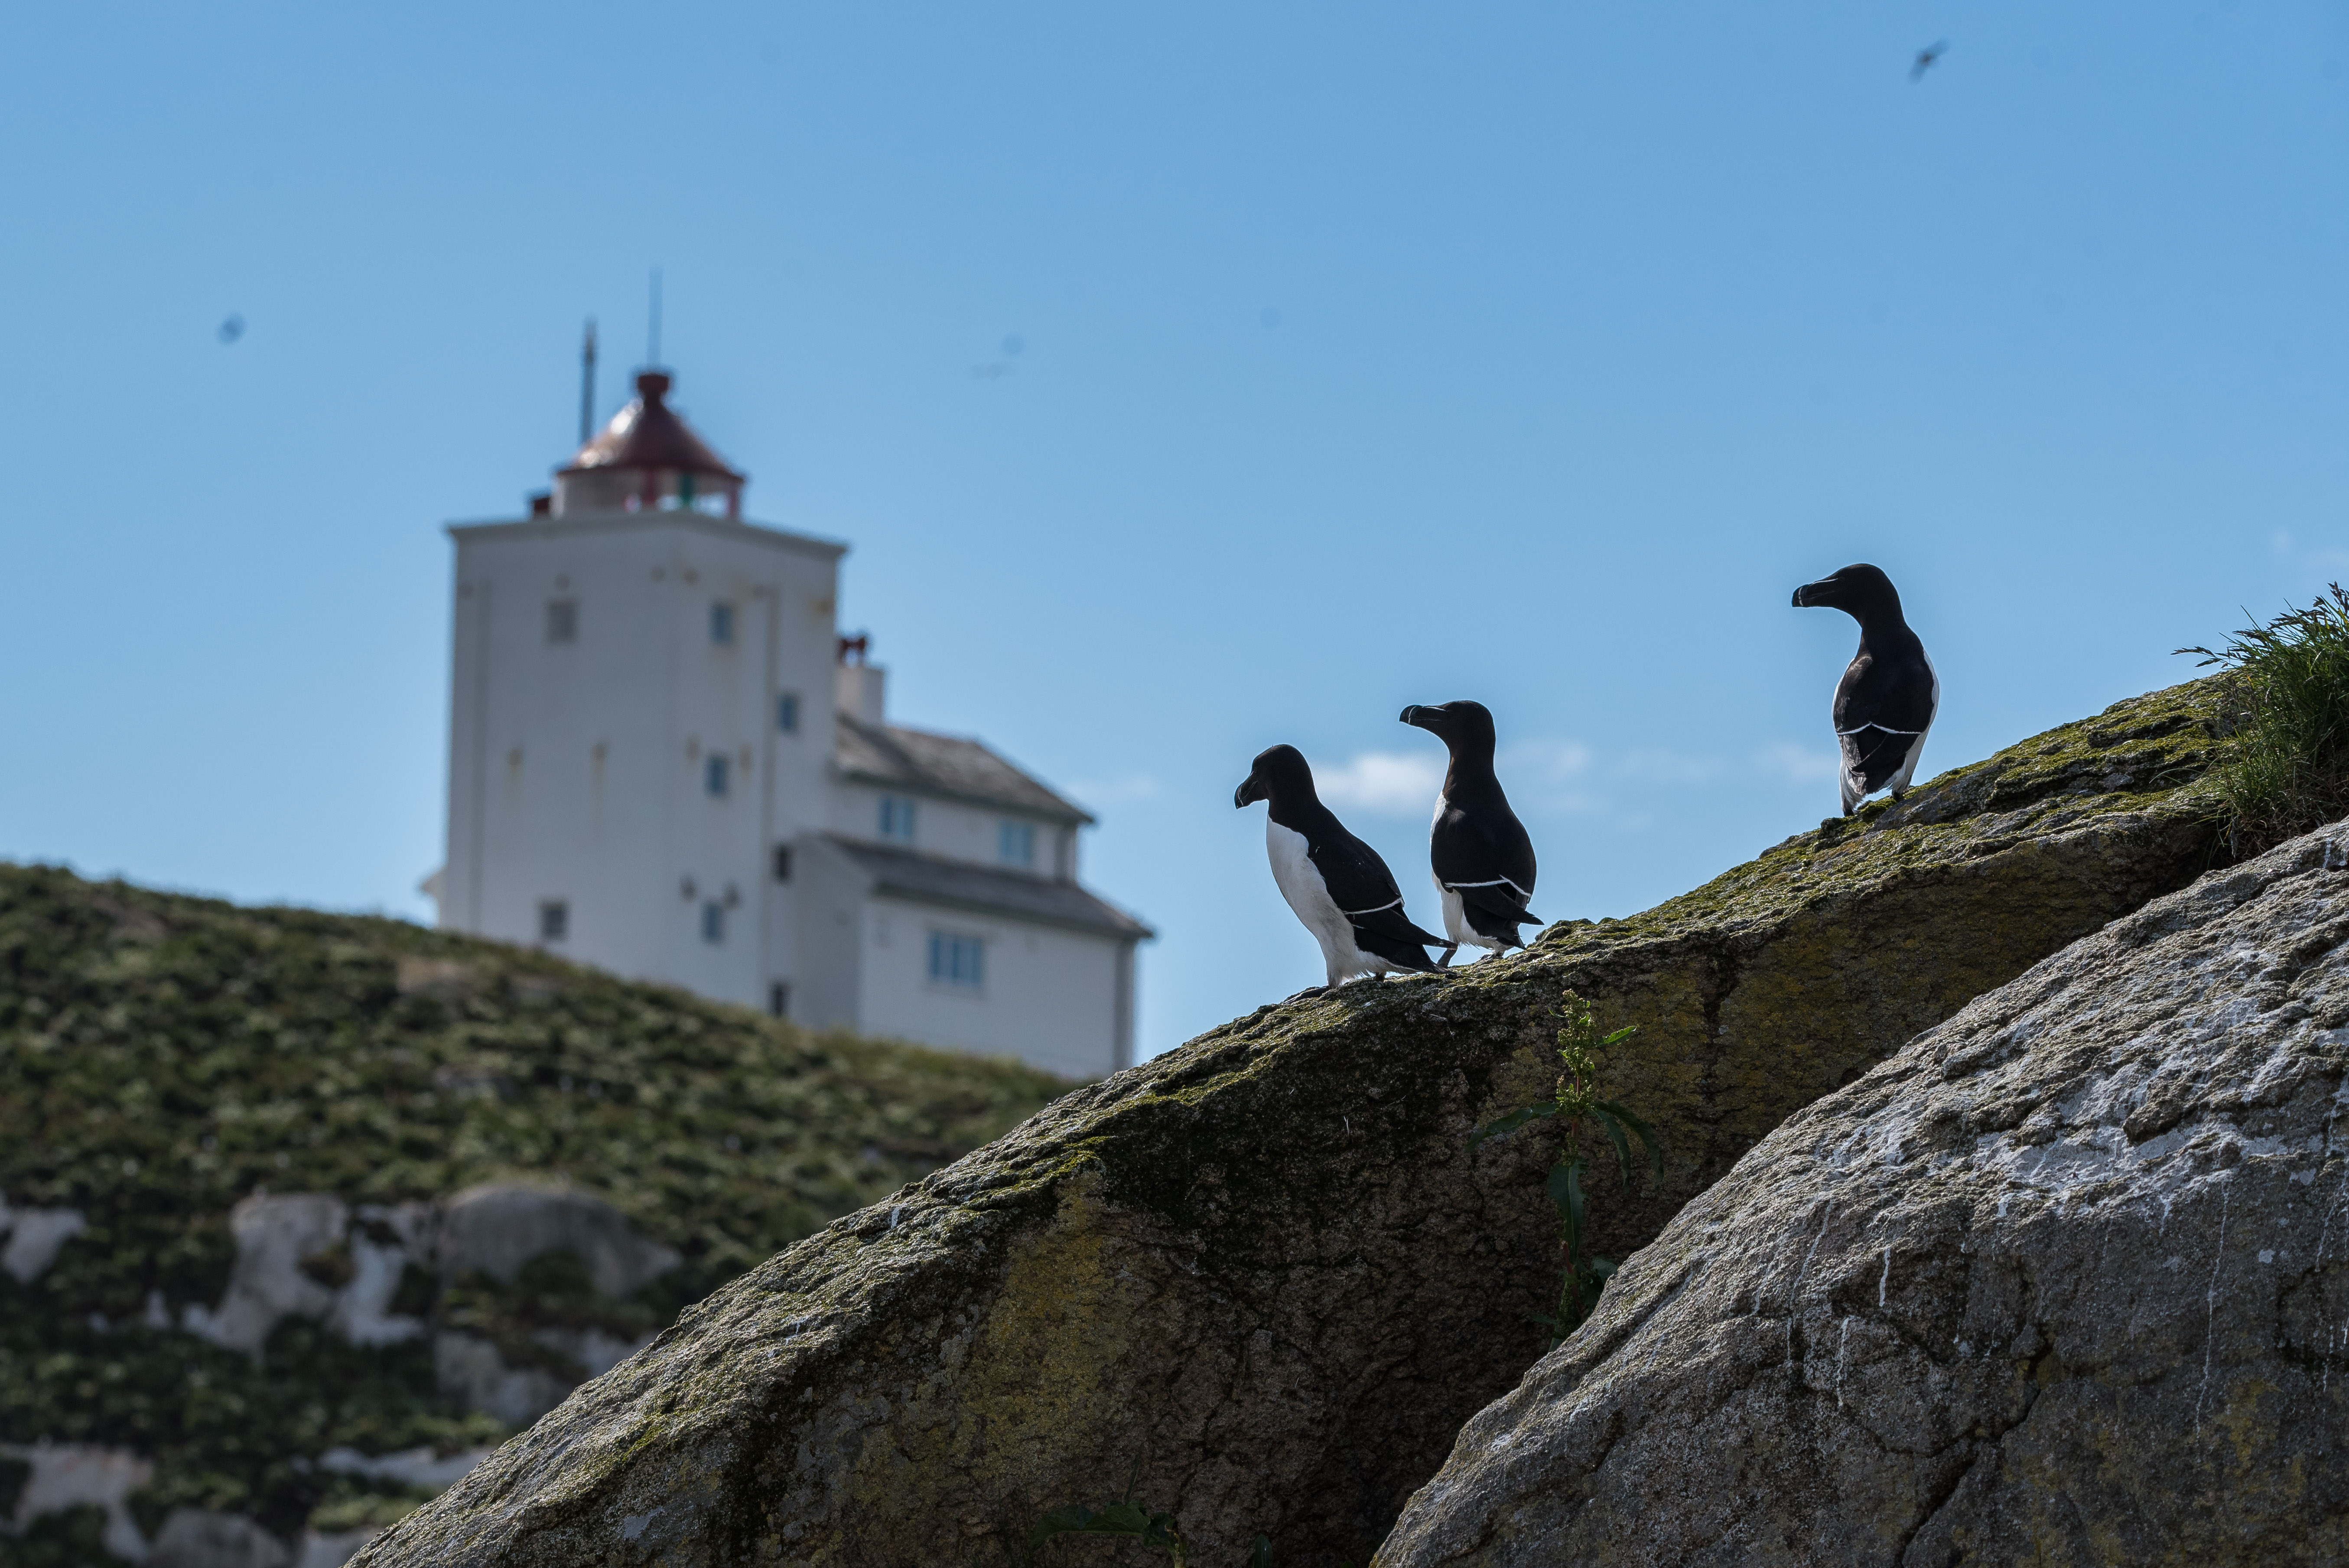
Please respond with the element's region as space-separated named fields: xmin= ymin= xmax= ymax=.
xmin=1399 ymin=700 xmax=1541 ymax=961
xmin=1234 ymin=744 xmax=1450 ymax=993
xmin=1792 ymin=562 xmax=1939 ymax=814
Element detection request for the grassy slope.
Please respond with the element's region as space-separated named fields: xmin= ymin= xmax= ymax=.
xmin=0 ymin=864 xmax=1069 ymax=1551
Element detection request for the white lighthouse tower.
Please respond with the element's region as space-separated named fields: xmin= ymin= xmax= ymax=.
xmin=431 ymin=368 xmax=1148 ymax=1079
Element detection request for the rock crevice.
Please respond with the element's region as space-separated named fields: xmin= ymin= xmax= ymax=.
xmin=1383 ymin=820 xmax=2349 ymax=1565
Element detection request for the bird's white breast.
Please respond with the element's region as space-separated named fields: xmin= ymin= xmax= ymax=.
xmin=1268 ymin=819 xmax=1353 ymax=952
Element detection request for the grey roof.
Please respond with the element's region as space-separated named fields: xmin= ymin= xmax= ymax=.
xmin=825 ymin=836 xmax=1153 ymax=942
xmin=834 ymin=716 xmax=1092 ymax=824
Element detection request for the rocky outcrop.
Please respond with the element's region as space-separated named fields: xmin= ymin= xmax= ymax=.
xmin=1380 ymin=818 xmax=2349 ymax=1566
xmin=168 ymin=1184 xmax=679 ymax=1431
xmin=357 ymin=680 xmax=2233 ymax=1568
xmin=0 ymin=1197 xmax=87 ymax=1283
xmin=150 ymin=1507 xmax=294 ymax=1568
xmin=1 ymin=1444 xmax=153 ymax=1561
xmin=438 ymin=1187 xmax=682 ymax=1301
xmin=182 ymin=1194 xmax=399 ymax=1354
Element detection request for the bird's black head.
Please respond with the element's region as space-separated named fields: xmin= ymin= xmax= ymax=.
xmin=1235 ymin=744 xmax=1315 ymax=810
xmin=1792 ymin=563 xmax=1904 ymax=623
xmin=1400 ymin=699 xmax=1497 ymax=758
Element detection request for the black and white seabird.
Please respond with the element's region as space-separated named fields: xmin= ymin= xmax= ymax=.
xmin=1792 ymin=563 xmax=1939 ymax=815
xmin=1235 ymin=745 xmax=1450 ymax=993
xmin=1399 ymin=701 xmax=1541 ymax=961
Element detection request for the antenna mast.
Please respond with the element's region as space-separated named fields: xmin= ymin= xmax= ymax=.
xmin=647 ymin=269 xmax=663 ymax=367
xmin=579 ymin=318 xmax=598 ymax=445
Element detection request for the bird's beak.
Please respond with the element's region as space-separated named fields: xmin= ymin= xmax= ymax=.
xmin=1400 ymin=705 xmax=1435 ymax=731
xmin=1792 ymin=580 xmax=1829 ymax=609
xmin=1235 ymin=774 xmax=1266 ymax=809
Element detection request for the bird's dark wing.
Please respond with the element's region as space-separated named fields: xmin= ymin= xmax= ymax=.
xmin=1833 ymin=648 xmax=1936 ymax=738
xmin=1307 ymin=824 xmax=1409 ymax=917
xmin=1429 ymin=791 xmax=1537 ymax=901
xmin=1350 ymin=899 xmax=1448 ymax=952
xmin=1350 ymin=907 xmax=1444 ymax=973
xmin=1454 ymin=879 xmax=1541 ymax=929
xmin=1307 ymin=822 xmax=1445 ymax=965
xmin=1841 ymin=726 xmax=1922 ymax=795
xmin=1434 ymin=805 xmax=1542 ymax=938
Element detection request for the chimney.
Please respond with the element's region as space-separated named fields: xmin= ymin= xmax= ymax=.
xmin=836 ymin=634 xmax=885 ymax=725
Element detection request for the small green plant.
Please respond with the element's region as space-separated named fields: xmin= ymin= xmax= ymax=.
xmin=1028 ymin=1501 xmax=1188 ymax=1566
xmin=1025 ymin=1497 xmax=1271 ymax=1568
xmin=1472 ymin=990 xmax=1661 ymax=1346
xmin=2183 ymin=583 xmax=2349 ymax=853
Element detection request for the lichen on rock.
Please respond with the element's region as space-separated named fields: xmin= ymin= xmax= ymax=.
xmin=1380 ymin=816 xmax=2349 ymax=1566
xmin=356 ymin=680 xmax=2234 ymax=1568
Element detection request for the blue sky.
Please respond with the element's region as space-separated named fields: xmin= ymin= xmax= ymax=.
xmin=3 ymin=1 xmax=2345 ymax=1060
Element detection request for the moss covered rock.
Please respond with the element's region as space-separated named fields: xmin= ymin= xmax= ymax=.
xmin=1381 ymin=816 xmax=2349 ymax=1566
xmin=0 ymin=870 xmax=1064 ymax=1563
xmin=355 ymin=680 xmax=2230 ymax=1568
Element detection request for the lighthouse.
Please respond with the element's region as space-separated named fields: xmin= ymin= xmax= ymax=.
xmin=428 ymin=368 xmax=1148 ymax=1079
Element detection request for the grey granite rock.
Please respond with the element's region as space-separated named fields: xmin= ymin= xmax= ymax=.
xmin=151 ymin=1507 xmax=293 ymax=1568
xmin=1 ymin=1442 xmax=154 ymax=1560
xmin=1379 ymin=821 xmax=2349 ymax=1566
xmin=437 ymin=1185 xmax=679 ymax=1299
xmin=182 ymin=1194 xmax=348 ymax=1354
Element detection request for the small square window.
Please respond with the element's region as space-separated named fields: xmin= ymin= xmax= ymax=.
xmin=927 ymin=930 xmax=984 ymax=989
xmin=768 ymin=981 xmax=790 ymax=1018
xmin=999 ymin=820 xmax=1035 ymax=867
xmin=546 ymin=599 xmax=578 ymax=644
xmin=701 ymin=901 xmax=725 ymax=944
xmin=771 ymin=844 xmax=793 ymax=882
xmin=710 ymin=602 xmax=735 ymax=646
xmin=878 ymin=795 xmax=916 ymax=843
xmin=706 ymin=755 xmax=731 ymax=798
xmin=776 ymin=691 xmax=800 ymax=734
xmin=538 ymin=899 xmax=569 ymax=941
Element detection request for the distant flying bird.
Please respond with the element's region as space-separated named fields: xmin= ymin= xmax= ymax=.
xmin=1400 ymin=701 xmax=1541 ymax=961
xmin=1792 ymin=563 xmax=1939 ymax=815
xmin=218 ymin=314 xmax=245 ymax=345
xmin=1235 ymin=744 xmax=1449 ymax=994
xmin=1911 ymin=41 xmax=1948 ymax=82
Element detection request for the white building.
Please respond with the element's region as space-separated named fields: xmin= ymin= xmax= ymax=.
xmin=427 ymin=368 xmax=1149 ymax=1080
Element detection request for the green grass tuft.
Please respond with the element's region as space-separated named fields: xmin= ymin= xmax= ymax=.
xmin=2183 ymin=584 xmax=2349 ymax=852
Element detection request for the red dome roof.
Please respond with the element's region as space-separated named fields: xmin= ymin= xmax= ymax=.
xmin=558 ymin=371 xmax=743 ymax=482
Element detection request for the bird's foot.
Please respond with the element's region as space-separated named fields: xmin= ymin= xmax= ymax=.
xmin=1437 ymin=943 xmax=1459 ymax=970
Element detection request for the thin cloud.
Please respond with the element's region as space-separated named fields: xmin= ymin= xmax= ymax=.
xmin=1315 ymin=738 xmax=1600 ymax=816
xmin=1314 ymin=751 xmax=1448 ymax=814
xmin=1506 ymin=738 xmax=1594 ymax=783
xmin=1070 ymin=773 xmax=1161 ymax=807
xmin=2270 ymin=529 xmax=2349 ymax=572
xmin=1613 ymin=748 xmax=1722 ymax=785
xmin=1503 ymin=739 xmax=1601 ymax=813
xmin=1754 ymin=741 xmax=1842 ymax=784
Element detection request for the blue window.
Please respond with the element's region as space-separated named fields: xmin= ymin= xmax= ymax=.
xmin=776 ymin=691 xmax=800 ymax=734
xmin=878 ymin=795 xmax=916 ymax=843
xmin=999 ymin=820 xmax=1035 ymax=867
xmin=701 ymin=901 xmax=726 ymax=944
xmin=710 ymin=602 xmax=735 ymax=645
xmin=705 ymin=755 xmax=730 ymax=797
xmin=927 ymin=931 xmax=984 ymax=989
